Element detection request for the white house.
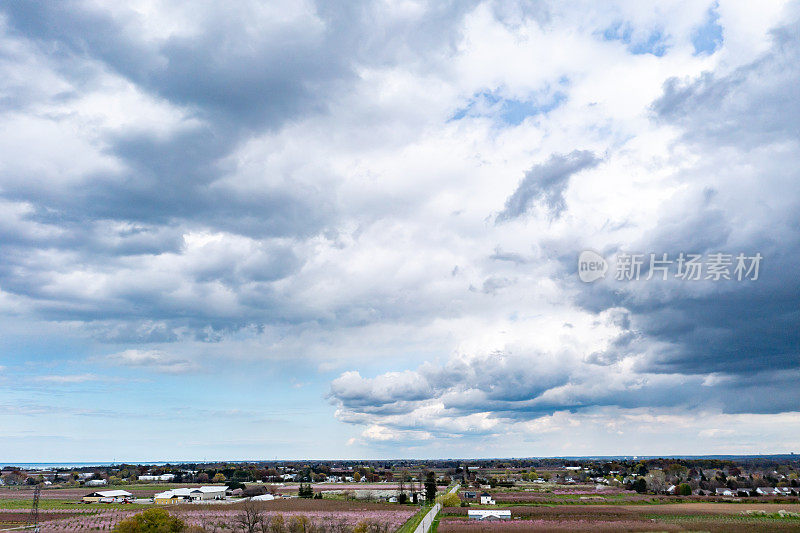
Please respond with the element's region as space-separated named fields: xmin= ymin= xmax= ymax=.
xmin=715 ymin=488 xmax=735 ymax=497
xmin=468 ymin=510 xmax=511 ymax=521
xmin=756 ymin=487 xmax=777 ymax=495
xmin=479 ymin=492 xmax=495 ymax=505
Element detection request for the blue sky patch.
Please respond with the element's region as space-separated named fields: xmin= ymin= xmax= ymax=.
xmin=601 ymin=21 xmax=669 ymax=57
xmin=452 ymin=86 xmax=567 ymax=125
xmin=691 ymin=3 xmax=724 ymax=55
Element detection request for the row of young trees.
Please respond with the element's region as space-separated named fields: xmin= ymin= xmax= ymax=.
xmin=395 ymin=471 xmax=438 ymax=504
xmin=113 ymin=506 xmax=395 ymax=533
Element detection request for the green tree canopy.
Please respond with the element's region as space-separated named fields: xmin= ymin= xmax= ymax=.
xmin=436 ymin=492 xmax=461 ymax=507
xmin=114 ymin=508 xmax=185 ymax=532
xmin=425 ymin=471 xmax=437 ymax=502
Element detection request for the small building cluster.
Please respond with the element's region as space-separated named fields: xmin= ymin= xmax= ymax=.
xmin=139 ymin=474 xmax=176 ymax=482
xmin=154 ymin=486 xmax=228 ymax=504
xmin=712 ymin=486 xmax=796 ymax=497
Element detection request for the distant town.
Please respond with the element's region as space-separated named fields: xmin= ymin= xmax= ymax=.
xmin=2 ymin=456 xmax=799 ymax=531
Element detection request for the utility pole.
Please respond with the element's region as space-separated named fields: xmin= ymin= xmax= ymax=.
xmin=26 ymin=484 xmax=41 ymax=532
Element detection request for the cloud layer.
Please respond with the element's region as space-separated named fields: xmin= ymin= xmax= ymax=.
xmin=1 ymin=0 xmax=798 ymax=458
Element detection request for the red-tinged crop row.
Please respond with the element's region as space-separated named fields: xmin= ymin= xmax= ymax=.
xmin=38 ymin=510 xmax=138 ymax=532
xmin=36 ymin=505 xmax=415 ymax=532
xmin=438 ymin=518 xmax=687 ymax=532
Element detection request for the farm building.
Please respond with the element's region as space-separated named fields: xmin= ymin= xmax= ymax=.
xmin=154 ymin=486 xmax=228 ymax=504
xmin=251 ymin=494 xmax=275 ymax=501
xmin=85 ymin=479 xmax=107 ymax=487
xmin=154 ymin=489 xmax=190 ymax=504
xmin=479 ymin=492 xmax=495 ymax=505
xmin=82 ymin=490 xmax=133 ymax=503
xmin=463 ymin=491 xmax=476 ymax=499
xmin=468 ymin=510 xmax=511 ymax=521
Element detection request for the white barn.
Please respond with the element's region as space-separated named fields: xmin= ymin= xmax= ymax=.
xmin=468 ymin=510 xmax=511 ymax=521
xmin=82 ymin=490 xmax=133 ymax=503
xmin=155 ymin=486 xmax=228 ymax=504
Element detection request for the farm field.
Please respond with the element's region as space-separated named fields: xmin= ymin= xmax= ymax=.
xmin=0 ymin=484 xmax=228 ymax=512
xmin=467 ymin=484 xmax=800 ymax=506
xmin=0 ymin=484 xmax=215 ymax=501
xmin=0 ymin=489 xmax=418 ymax=532
xmin=440 ymin=503 xmax=800 ymax=532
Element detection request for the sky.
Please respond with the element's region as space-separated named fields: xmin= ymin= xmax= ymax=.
xmin=0 ymin=0 xmax=799 ymax=462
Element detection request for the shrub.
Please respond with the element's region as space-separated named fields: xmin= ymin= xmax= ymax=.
xmin=114 ymin=508 xmax=185 ymax=532
xmin=436 ymin=493 xmax=461 ymax=508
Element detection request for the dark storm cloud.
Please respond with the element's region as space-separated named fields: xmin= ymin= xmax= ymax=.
xmin=496 ymin=150 xmax=600 ymax=222
xmin=596 ymin=18 xmax=800 ymax=379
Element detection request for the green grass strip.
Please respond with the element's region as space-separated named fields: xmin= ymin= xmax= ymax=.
xmin=396 ymin=504 xmax=434 ymax=533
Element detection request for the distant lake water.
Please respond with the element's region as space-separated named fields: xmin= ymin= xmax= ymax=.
xmin=2 ymin=462 xmax=186 ymax=470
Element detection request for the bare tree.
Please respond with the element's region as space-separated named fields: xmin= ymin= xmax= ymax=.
xmin=235 ymin=500 xmax=264 ymax=533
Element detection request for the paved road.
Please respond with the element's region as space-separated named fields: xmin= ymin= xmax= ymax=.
xmin=412 ymin=484 xmax=460 ymax=533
